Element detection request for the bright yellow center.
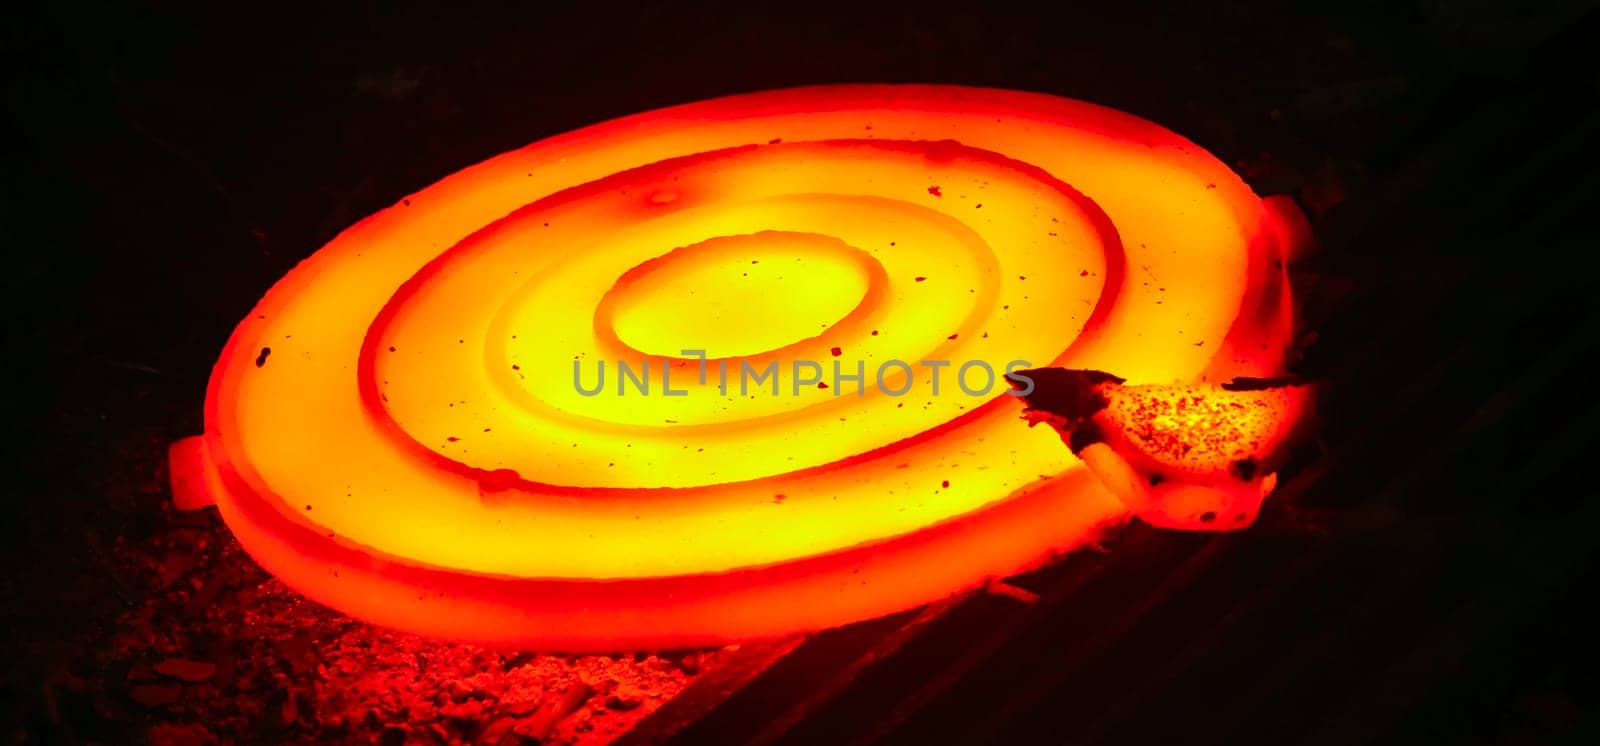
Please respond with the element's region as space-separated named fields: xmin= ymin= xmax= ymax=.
xmin=607 ymin=232 xmax=876 ymax=358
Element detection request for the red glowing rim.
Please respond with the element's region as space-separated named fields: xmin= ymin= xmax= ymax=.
xmin=176 ymin=84 xmax=1308 ymax=650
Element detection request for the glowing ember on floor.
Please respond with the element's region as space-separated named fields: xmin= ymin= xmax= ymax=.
xmin=170 ymin=84 xmax=1311 ymax=650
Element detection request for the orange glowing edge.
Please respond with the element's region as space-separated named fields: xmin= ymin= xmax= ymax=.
xmin=172 ymin=85 xmax=1309 ymax=650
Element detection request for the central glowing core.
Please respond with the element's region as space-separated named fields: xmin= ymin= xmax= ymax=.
xmin=607 ymin=232 xmax=877 ymax=358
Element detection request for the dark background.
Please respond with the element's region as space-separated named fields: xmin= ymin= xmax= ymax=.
xmin=4 ymin=1 xmax=1599 ymax=742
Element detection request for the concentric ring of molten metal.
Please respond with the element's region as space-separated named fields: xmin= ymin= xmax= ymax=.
xmin=171 ymin=85 xmax=1305 ymax=650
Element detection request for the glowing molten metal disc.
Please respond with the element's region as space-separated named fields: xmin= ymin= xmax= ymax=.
xmin=172 ymin=85 xmax=1309 ymax=650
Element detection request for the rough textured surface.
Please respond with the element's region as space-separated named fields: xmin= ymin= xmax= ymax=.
xmin=1103 ymin=384 xmax=1303 ymax=475
xmin=13 ymin=426 xmax=732 ymax=745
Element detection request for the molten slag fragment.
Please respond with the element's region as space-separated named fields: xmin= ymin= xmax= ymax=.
xmin=1009 ymin=368 xmax=1314 ymax=530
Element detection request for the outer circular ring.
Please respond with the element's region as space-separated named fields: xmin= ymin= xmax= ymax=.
xmin=189 ymin=84 xmax=1302 ymax=650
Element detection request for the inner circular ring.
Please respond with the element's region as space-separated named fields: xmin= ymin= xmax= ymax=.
xmin=593 ymin=231 xmax=890 ymax=362
xmin=361 ymin=138 xmax=1120 ymax=490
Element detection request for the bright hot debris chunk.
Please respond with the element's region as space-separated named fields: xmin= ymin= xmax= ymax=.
xmin=1011 ymin=368 xmax=1314 ymax=530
